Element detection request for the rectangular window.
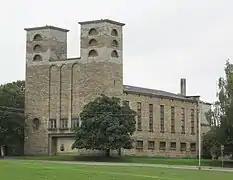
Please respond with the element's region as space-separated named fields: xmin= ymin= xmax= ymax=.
xmin=71 ymin=117 xmax=79 ymax=128
xmin=149 ymin=104 xmax=153 ymax=132
xmin=136 ymin=140 xmax=143 ymax=149
xmin=160 ymin=105 xmax=165 ymax=133
xmin=171 ymin=106 xmax=175 ymax=133
xmin=170 ymin=142 xmax=176 ymax=150
xmin=191 ymin=109 xmax=195 ymax=135
xmin=48 ymin=119 xmax=56 ymax=129
xmin=60 ymin=118 xmax=68 ymax=129
xmin=190 ymin=143 xmax=196 ymax=152
xmin=137 ymin=102 xmax=142 ymax=131
xmin=148 ymin=141 xmax=155 ymax=150
xmin=180 ymin=142 xmax=186 ymax=151
xmin=159 ymin=141 xmax=166 ymax=150
xmin=181 ymin=108 xmax=185 ymax=134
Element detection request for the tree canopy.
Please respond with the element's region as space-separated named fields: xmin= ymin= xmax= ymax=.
xmin=203 ymin=60 xmax=233 ymax=158
xmin=72 ymin=95 xmax=136 ymax=156
xmin=0 ymin=80 xmax=25 ymax=156
xmin=0 ymin=80 xmax=25 ymax=108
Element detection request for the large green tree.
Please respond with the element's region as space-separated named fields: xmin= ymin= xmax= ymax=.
xmin=72 ymin=95 xmax=136 ymax=156
xmin=0 ymin=80 xmax=25 ymax=156
xmin=204 ymin=60 xmax=233 ymax=158
xmin=0 ymin=80 xmax=25 ymax=108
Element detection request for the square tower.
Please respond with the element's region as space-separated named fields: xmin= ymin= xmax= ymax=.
xmin=24 ymin=25 xmax=69 ymax=155
xmin=76 ymin=19 xmax=125 ymax=100
xmin=78 ymin=19 xmax=124 ymax=64
xmin=24 ymin=25 xmax=69 ymax=65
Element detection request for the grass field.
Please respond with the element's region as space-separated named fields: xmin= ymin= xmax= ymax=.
xmin=1 ymin=160 xmax=233 ymax=180
xmin=12 ymin=155 xmax=233 ymax=167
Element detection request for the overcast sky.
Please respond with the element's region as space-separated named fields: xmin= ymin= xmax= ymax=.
xmin=1 ymin=0 xmax=233 ymax=103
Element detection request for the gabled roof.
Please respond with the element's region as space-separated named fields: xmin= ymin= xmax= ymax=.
xmin=123 ymin=85 xmax=197 ymax=102
xmin=78 ymin=19 xmax=125 ymax=26
xmin=24 ymin=25 xmax=69 ymax=32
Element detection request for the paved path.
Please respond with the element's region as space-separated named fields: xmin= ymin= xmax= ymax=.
xmin=17 ymin=159 xmax=233 ymax=173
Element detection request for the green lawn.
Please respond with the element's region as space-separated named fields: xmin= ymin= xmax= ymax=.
xmin=0 ymin=160 xmax=233 ymax=180
xmin=12 ymin=155 xmax=233 ymax=167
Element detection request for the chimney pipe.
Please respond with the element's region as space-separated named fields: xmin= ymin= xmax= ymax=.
xmin=180 ymin=78 xmax=186 ymax=96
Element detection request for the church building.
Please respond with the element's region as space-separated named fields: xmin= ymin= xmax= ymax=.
xmin=24 ymin=19 xmax=211 ymax=157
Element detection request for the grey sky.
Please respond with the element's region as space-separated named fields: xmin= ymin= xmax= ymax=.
xmin=1 ymin=0 xmax=232 ymax=103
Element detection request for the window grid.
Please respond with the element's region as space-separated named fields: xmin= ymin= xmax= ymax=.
xmin=160 ymin=105 xmax=165 ymax=133
xmin=171 ymin=106 xmax=175 ymax=133
xmin=149 ymin=104 xmax=153 ymax=132
xmin=137 ymin=102 xmax=142 ymax=131
xmin=181 ymin=108 xmax=185 ymax=134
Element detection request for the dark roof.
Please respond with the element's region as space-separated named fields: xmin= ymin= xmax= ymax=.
xmin=24 ymin=25 xmax=69 ymax=32
xmin=123 ymin=85 xmax=197 ymax=102
xmin=200 ymin=100 xmax=212 ymax=105
xmin=78 ymin=19 xmax=125 ymax=26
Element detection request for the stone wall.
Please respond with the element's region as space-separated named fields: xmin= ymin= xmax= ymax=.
xmin=25 ymin=58 xmax=123 ymax=155
xmin=24 ymin=64 xmax=50 ymax=155
xmin=121 ymin=92 xmax=198 ymax=157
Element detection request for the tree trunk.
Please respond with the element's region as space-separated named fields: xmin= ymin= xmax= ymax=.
xmin=118 ymin=148 xmax=121 ymax=156
xmin=0 ymin=145 xmax=4 ymax=158
xmin=106 ymin=149 xmax=110 ymax=157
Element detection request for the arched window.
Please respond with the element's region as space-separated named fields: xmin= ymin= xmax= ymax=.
xmin=33 ymin=44 xmax=43 ymax=52
xmin=33 ymin=54 xmax=42 ymax=61
xmin=89 ymin=39 xmax=98 ymax=46
xmin=111 ymin=29 xmax=118 ymax=36
xmin=32 ymin=118 xmax=40 ymax=130
xmin=111 ymin=50 xmax=118 ymax=58
xmin=88 ymin=49 xmax=98 ymax=57
xmin=88 ymin=28 xmax=98 ymax=36
xmin=112 ymin=40 xmax=118 ymax=47
xmin=33 ymin=34 xmax=42 ymax=41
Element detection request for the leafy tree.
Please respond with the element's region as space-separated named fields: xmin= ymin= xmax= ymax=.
xmin=204 ymin=60 xmax=233 ymax=158
xmin=72 ymin=95 xmax=136 ymax=156
xmin=0 ymin=80 xmax=25 ymax=108
xmin=0 ymin=109 xmax=24 ymax=156
xmin=0 ymin=80 xmax=25 ymax=156
xmin=202 ymin=128 xmax=221 ymax=159
xmin=216 ymin=60 xmax=233 ymax=157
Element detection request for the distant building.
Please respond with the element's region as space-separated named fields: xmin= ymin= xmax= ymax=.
xmin=24 ymin=19 xmax=211 ymax=157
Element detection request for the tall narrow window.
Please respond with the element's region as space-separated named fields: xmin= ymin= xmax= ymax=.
xmin=191 ymin=109 xmax=195 ymax=134
xmin=137 ymin=102 xmax=142 ymax=131
xmin=181 ymin=108 xmax=185 ymax=134
xmin=160 ymin=105 xmax=164 ymax=133
xmin=48 ymin=119 xmax=57 ymax=129
xmin=149 ymin=104 xmax=153 ymax=132
xmin=60 ymin=118 xmax=68 ymax=129
xmin=171 ymin=106 xmax=175 ymax=133
xmin=71 ymin=117 xmax=79 ymax=128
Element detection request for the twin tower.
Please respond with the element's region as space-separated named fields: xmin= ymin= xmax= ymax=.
xmin=24 ymin=19 xmax=124 ymax=64
xmin=24 ymin=19 xmax=125 ymax=155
